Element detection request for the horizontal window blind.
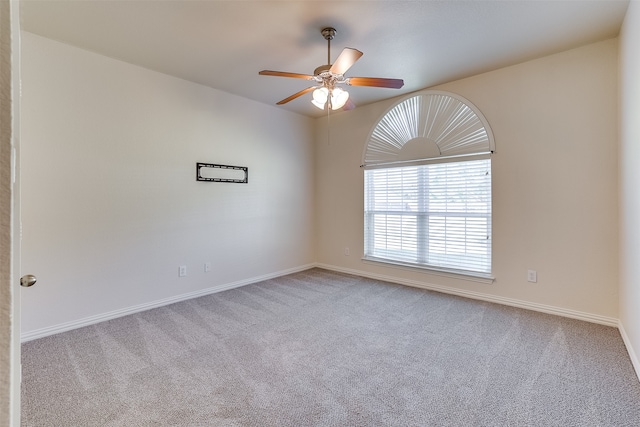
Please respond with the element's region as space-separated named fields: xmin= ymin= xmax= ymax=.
xmin=364 ymin=159 xmax=491 ymax=274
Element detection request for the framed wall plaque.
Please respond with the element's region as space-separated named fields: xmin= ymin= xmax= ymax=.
xmin=196 ymin=163 xmax=248 ymax=183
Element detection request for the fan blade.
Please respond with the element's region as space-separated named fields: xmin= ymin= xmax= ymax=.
xmin=329 ymin=48 xmax=363 ymax=75
xmin=347 ymin=77 xmax=404 ymax=89
xmin=276 ymin=87 xmax=316 ymax=105
xmin=259 ymin=70 xmax=314 ymax=80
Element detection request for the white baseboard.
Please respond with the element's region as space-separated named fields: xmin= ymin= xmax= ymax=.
xmin=315 ymin=263 xmax=619 ymax=327
xmin=618 ymin=321 xmax=640 ymax=383
xmin=21 ymin=263 xmax=316 ymax=342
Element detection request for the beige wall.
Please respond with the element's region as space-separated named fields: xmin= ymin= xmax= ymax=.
xmin=316 ymin=39 xmax=619 ymax=323
xmin=619 ymin=0 xmax=640 ymax=377
xmin=20 ymin=32 xmax=316 ymax=337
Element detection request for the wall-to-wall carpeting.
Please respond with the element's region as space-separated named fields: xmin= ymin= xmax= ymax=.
xmin=21 ymin=269 xmax=640 ymax=426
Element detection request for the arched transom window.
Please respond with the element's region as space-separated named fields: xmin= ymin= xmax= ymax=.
xmin=363 ymin=91 xmax=495 ymax=278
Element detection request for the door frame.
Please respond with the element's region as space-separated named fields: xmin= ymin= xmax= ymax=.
xmin=2 ymin=0 xmax=22 ymax=425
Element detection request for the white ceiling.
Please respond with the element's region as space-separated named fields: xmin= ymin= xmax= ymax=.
xmin=20 ymin=0 xmax=629 ymax=118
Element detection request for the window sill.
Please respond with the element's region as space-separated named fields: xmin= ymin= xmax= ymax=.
xmin=362 ymin=256 xmax=495 ymax=284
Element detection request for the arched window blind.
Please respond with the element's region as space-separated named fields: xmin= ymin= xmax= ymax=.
xmin=363 ymin=91 xmax=495 ymax=278
xmin=363 ymin=90 xmax=495 ymax=168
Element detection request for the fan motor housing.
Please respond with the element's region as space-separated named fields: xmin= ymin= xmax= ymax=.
xmin=314 ymin=64 xmax=331 ymax=75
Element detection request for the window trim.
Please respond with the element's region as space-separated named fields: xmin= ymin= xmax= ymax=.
xmin=362 ymin=255 xmax=495 ymax=284
xmin=364 ymin=159 xmax=492 ymax=277
xmin=362 ymin=152 xmax=491 ymax=170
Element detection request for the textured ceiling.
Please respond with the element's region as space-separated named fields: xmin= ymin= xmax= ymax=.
xmin=20 ymin=0 xmax=629 ymax=118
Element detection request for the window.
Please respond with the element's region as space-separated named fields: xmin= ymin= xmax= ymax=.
xmin=362 ymin=91 xmax=495 ymax=278
xmin=364 ymin=158 xmax=491 ymax=275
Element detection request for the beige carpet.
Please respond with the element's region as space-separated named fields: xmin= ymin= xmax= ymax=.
xmin=21 ymin=268 xmax=640 ymax=426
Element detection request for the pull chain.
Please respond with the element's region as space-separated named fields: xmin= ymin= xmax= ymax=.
xmin=327 ymin=102 xmax=331 ymax=145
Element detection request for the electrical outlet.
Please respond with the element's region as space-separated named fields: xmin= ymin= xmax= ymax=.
xmin=204 ymin=262 xmax=211 ymax=273
xmin=527 ymin=270 xmax=537 ymax=283
xmin=179 ymin=265 xmax=187 ymax=277
xmin=344 ymin=247 xmax=350 ymax=256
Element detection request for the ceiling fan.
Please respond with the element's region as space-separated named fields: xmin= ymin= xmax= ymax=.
xmin=259 ymin=27 xmax=404 ymax=111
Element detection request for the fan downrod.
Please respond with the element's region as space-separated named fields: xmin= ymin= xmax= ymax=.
xmin=316 ymin=27 xmax=337 ymax=75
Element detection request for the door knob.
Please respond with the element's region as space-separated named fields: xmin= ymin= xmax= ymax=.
xmin=20 ymin=274 xmax=37 ymax=288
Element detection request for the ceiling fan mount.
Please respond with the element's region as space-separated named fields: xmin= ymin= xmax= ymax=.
xmin=259 ymin=27 xmax=404 ymax=110
xmin=320 ymin=27 xmax=336 ymax=41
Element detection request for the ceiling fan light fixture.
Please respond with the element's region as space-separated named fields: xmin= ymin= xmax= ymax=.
xmin=331 ymin=87 xmax=349 ymax=110
xmin=313 ymin=87 xmax=329 ymax=103
xmin=312 ymin=87 xmax=349 ymax=110
xmin=312 ymin=99 xmax=326 ymax=110
xmin=312 ymin=87 xmax=329 ymax=109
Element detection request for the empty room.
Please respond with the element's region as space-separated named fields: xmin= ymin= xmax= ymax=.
xmin=2 ymin=0 xmax=640 ymax=425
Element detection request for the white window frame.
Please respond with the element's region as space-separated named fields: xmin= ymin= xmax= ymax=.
xmin=364 ymin=157 xmax=492 ymax=280
xmin=361 ymin=91 xmax=495 ymax=282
